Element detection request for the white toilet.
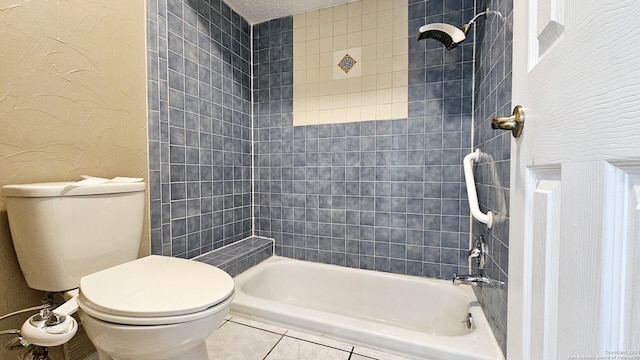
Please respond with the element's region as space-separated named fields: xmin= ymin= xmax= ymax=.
xmin=3 ymin=180 xmax=234 ymax=360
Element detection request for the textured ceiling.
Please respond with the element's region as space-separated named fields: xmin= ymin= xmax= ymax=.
xmin=224 ymin=0 xmax=358 ymax=25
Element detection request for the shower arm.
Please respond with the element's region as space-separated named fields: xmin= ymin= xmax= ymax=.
xmin=461 ymin=9 xmax=504 ymax=35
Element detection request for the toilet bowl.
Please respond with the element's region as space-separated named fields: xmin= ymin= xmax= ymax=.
xmin=79 ymin=310 xmax=227 ymax=360
xmin=76 ymin=255 xmax=234 ymax=360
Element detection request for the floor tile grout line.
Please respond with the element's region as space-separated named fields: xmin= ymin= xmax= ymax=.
xmin=224 ymin=315 xmax=395 ymax=360
xmin=262 ymin=333 xmax=286 ymax=360
xmin=283 ymin=333 xmax=354 ymax=353
xmin=227 ymin=317 xmax=288 ymax=336
xmin=228 ymin=315 xmax=352 ymax=354
xmin=216 ymin=318 xmax=231 ymax=329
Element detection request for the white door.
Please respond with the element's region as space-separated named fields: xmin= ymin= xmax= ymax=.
xmin=507 ymin=0 xmax=640 ymax=359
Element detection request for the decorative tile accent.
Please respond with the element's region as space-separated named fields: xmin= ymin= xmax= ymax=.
xmin=338 ymin=53 xmax=357 ymax=74
xmin=333 ymin=48 xmax=361 ymax=79
xmin=293 ymin=0 xmax=408 ymax=125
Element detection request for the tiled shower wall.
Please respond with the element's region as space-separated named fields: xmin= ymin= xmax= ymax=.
xmin=144 ymin=0 xmax=511 ymax=354
xmin=146 ymin=0 xmax=253 ymax=257
xmin=472 ymin=0 xmax=513 ymax=354
xmin=253 ymin=0 xmax=476 ymax=278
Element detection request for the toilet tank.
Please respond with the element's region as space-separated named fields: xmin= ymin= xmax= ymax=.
xmin=3 ymin=181 xmax=146 ymax=292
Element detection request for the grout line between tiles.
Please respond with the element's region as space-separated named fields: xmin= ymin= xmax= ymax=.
xmin=227 ymin=317 xmax=287 ymax=336
xmin=262 ymin=333 xmax=286 ymax=360
xmin=347 ymin=346 xmax=355 ymax=359
xmin=216 ymin=318 xmax=231 ymax=329
xmin=229 ymin=315 xmax=355 ymax=356
xmin=282 ymin=333 xmax=352 ymax=353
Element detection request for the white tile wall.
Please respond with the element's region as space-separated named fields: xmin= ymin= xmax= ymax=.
xmin=293 ymin=0 xmax=408 ymax=125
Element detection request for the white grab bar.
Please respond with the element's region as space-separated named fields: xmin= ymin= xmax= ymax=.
xmin=463 ymin=149 xmax=493 ymax=228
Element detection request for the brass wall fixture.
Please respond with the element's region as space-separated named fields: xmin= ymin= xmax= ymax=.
xmin=492 ymin=105 xmax=525 ymax=138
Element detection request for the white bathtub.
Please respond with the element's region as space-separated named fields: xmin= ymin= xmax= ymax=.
xmin=231 ymin=256 xmax=504 ymax=360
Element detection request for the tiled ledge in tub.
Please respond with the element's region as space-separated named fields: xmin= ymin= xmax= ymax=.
xmin=194 ymin=236 xmax=274 ymax=277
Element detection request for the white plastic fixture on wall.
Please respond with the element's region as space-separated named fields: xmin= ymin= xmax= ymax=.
xmin=463 ymin=149 xmax=494 ymax=228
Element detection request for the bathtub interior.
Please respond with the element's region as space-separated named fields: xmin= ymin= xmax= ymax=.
xmin=239 ymin=259 xmax=474 ymax=336
xmin=231 ymin=256 xmax=505 ymax=360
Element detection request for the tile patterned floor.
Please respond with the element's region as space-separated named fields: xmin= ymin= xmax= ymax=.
xmin=205 ymin=314 xmax=414 ymax=360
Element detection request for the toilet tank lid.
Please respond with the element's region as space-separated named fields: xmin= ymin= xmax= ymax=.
xmin=3 ymin=181 xmax=145 ymax=197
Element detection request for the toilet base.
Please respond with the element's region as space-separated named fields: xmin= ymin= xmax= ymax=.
xmin=80 ymin=305 xmax=228 ymax=360
xmin=96 ymin=343 xmax=208 ymax=360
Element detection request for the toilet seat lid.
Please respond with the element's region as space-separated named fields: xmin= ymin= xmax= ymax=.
xmin=79 ymin=255 xmax=234 ymax=318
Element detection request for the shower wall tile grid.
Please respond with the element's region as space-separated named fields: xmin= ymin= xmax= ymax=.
xmin=194 ymin=236 xmax=274 ymax=277
xmin=253 ymin=0 xmax=476 ymax=279
xmin=291 ymin=0 xmax=409 ymax=125
xmin=147 ymin=0 xmax=253 ymax=259
xmin=145 ymin=0 xmax=511 ymax=353
xmin=472 ymin=0 xmax=514 ymax=354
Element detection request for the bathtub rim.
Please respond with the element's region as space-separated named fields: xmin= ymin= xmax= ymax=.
xmin=231 ymin=256 xmax=505 ymax=360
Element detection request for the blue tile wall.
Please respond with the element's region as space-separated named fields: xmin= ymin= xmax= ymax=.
xmin=145 ymin=0 xmax=510 ymax=351
xmin=147 ymin=0 xmax=253 ymax=258
xmin=472 ymin=0 xmax=513 ymax=355
xmin=195 ymin=236 xmax=273 ymax=276
xmin=253 ymin=0 xmax=475 ymax=278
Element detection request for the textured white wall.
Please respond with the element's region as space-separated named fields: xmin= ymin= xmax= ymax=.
xmin=0 ymin=2 xmax=148 ymax=358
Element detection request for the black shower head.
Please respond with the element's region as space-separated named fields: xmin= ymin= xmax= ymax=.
xmin=415 ymin=23 xmax=467 ymax=50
